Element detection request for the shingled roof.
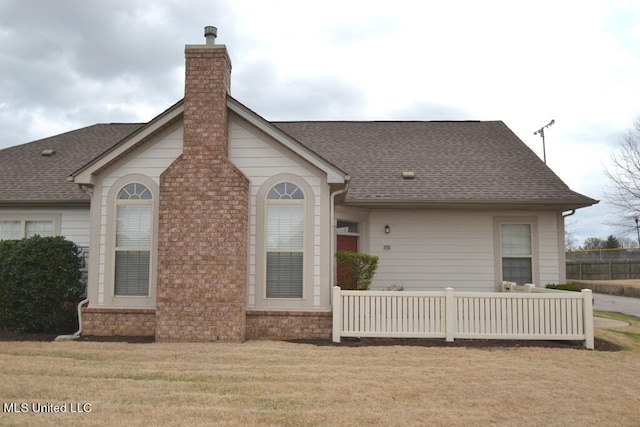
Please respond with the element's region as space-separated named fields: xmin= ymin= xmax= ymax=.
xmin=0 ymin=123 xmax=143 ymax=204
xmin=274 ymin=121 xmax=597 ymax=209
xmin=0 ymin=118 xmax=596 ymax=209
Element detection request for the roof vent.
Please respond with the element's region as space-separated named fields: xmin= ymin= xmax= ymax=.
xmin=402 ymin=171 xmax=415 ymax=180
xmin=204 ymin=26 xmax=217 ymax=45
xmin=41 ymin=149 xmax=55 ymax=157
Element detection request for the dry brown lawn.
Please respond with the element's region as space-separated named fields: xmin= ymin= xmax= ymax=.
xmin=2 ymin=320 xmax=640 ymax=426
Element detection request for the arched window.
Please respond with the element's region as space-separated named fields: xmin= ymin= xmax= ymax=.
xmin=266 ymin=182 xmax=304 ymax=298
xmin=115 ymin=183 xmax=152 ymax=296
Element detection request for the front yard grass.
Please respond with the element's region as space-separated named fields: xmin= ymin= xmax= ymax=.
xmin=1 ymin=330 xmax=640 ymax=426
xmin=594 ymin=310 xmax=640 ymax=350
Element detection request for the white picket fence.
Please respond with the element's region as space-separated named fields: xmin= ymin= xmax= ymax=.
xmin=332 ymin=285 xmax=594 ymax=349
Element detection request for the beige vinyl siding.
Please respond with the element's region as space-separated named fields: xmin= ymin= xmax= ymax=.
xmin=59 ymin=208 xmax=91 ymax=247
xmin=369 ymin=209 xmax=561 ymax=292
xmin=229 ymin=115 xmax=329 ymax=310
xmin=95 ymin=125 xmax=183 ymax=306
xmin=538 ymin=212 xmax=562 ymax=284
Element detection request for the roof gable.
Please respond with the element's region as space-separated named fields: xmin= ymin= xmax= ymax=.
xmin=72 ymin=97 xmax=347 ymax=186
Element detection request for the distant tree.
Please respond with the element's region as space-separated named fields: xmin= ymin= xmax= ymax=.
xmin=581 ymin=237 xmax=606 ymax=250
xmin=603 ymin=235 xmax=621 ymax=249
xmin=617 ymin=235 xmax=636 ymax=249
xmin=565 ymin=230 xmax=578 ymax=251
xmin=604 ymin=117 xmax=640 ymax=233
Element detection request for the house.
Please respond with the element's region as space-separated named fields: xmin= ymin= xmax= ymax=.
xmin=0 ymin=27 xmax=597 ymax=341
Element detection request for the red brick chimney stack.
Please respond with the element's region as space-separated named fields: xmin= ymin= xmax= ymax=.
xmin=156 ymin=27 xmax=249 ymax=342
xmin=182 ymin=25 xmax=232 ymax=159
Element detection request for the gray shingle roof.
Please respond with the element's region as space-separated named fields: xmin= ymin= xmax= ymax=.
xmin=273 ymin=121 xmax=597 ymax=208
xmin=0 ymin=123 xmax=143 ymax=204
xmin=0 ymin=118 xmax=596 ymax=209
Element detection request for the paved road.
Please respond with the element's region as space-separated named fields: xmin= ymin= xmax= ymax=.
xmin=593 ymin=292 xmax=640 ymax=317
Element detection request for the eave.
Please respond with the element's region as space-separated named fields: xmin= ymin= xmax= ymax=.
xmin=0 ymin=200 xmax=90 ymax=208
xmin=342 ymin=198 xmax=600 ymax=211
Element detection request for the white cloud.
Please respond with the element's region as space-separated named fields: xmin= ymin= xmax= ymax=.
xmin=0 ymin=0 xmax=638 ymax=243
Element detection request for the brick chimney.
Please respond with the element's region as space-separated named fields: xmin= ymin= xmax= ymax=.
xmin=156 ymin=27 xmax=249 ymax=341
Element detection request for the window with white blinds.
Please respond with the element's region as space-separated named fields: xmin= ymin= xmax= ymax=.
xmin=266 ymin=183 xmax=304 ymax=298
xmin=114 ymin=183 xmax=152 ymax=296
xmin=501 ymin=224 xmax=532 ymax=284
xmin=0 ymin=221 xmax=21 ymax=240
xmin=25 ymin=221 xmax=54 ymax=238
xmin=0 ymin=220 xmax=54 ymax=240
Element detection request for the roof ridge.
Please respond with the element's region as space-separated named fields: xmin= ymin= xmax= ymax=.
xmin=271 ymin=120 xmax=492 ymax=124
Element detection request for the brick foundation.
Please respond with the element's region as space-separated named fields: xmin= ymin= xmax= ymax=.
xmin=81 ymin=307 xmax=156 ymax=337
xmin=81 ymin=308 xmax=332 ymax=340
xmin=246 ymin=310 xmax=332 ymax=340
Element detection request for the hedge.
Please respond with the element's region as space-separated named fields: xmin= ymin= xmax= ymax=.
xmin=0 ymin=236 xmax=84 ymax=333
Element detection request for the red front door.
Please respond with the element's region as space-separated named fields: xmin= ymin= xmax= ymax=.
xmin=337 ymin=235 xmax=358 ymax=253
xmin=336 ymin=235 xmax=359 ymax=289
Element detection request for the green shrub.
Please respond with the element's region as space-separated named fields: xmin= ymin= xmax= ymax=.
xmin=336 ymin=251 xmax=379 ymax=290
xmin=0 ymin=236 xmax=84 ymax=333
xmin=545 ymin=283 xmax=582 ymax=292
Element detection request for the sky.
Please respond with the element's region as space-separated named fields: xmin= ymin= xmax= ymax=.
xmin=1 ymin=0 xmax=639 ymax=246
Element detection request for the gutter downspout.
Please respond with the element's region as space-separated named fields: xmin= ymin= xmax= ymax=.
xmin=329 ymin=177 xmax=351 ymax=295
xmin=55 ymin=298 xmax=89 ymax=341
xmin=563 ymin=209 xmax=576 ymax=218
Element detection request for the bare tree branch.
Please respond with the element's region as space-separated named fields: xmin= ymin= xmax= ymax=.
xmin=604 ymin=117 xmax=640 ymax=236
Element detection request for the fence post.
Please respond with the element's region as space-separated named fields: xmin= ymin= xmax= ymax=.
xmin=579 ymin=262 xmax=583 ymax=280
xmin=332 ymin=286 xmax=341 ymax=343
xmin=582 ymin=289 xmax=594 ymax=350
xmin=445 ymin=287 xmax=455 ymax=342
xmin=524 ymin=284 xmax=534 ymax=293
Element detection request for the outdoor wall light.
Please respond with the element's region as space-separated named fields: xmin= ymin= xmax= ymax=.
xmin=384 ymin=225 xmax=391 ymax=234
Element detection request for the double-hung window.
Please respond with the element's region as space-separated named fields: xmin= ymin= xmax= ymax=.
xmin=501 ymin=223 xmax=532 ymax=284
xmin=265 ymin=182 xmax=304 ymax=298
xmin=114 ymin=183 xmax=152 ymax=296
xmin=0 ymin=220 xmax=55 ymax=240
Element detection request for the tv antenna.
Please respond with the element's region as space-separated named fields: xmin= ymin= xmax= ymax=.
xmin=533 ymin=119 xmax=555 ymax=164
